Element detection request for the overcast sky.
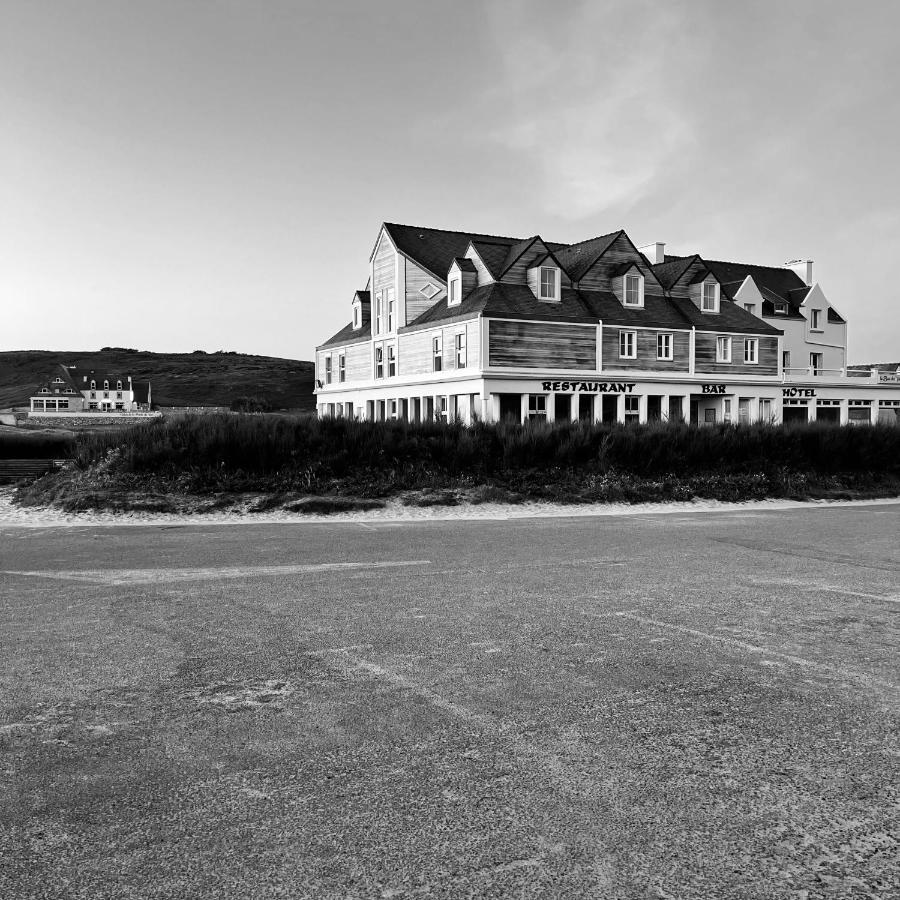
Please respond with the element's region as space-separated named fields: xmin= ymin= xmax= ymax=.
xmin=3 ymin=0 xmax=899 ymax=363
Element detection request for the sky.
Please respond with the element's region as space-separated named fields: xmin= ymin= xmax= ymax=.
xmin=3 ymin=0 xmax=900 ymax=363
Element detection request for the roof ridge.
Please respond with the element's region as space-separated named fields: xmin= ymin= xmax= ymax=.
xmin=383 ymin=222 xmax=526 ymax=244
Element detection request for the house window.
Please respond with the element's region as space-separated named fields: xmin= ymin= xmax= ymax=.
xmin=619 ymin=330 xmax=637 ymax=359
xmin=701 ymin=282 xmax=719 ymax=312
xmin=810 ymin=309 xmax=822 ymax=330
xmin=723 ymin=398 xmax=732 ymax=423
xmin=39 ymin=387 xmax=49 ymax=394
xmin=782 ymin=351 xmax=791 ymax=370
xmin=449 ymin=279 xmax=460 ymax=305
xmin=624 ymin=396 xmax=640 ymax=423
xmin=115 ymin=403 xmax=124 ymax=410
xmin=432 ymin=336 xmax=442 ymax=372
xmin=338 ymin=354 xmax=346 ymax=382
xmin=657 ymin=333 xmax=673 ymax=361
xmin=58 ymin=399 xmax=68 ymax=409
xmin=89 ymin=402 xmax=98 ymax=410
xmin=116 ymin=381 xmax=122 ymax=389
xmin=104 ymin=381 xmax=109 ymax=389
xmin=527 ymin=395 xmax=547 ymax=420
xmin=539 ymin=267 xmax=558 ymax=301
xmin=353 ymin=305 xmax=360 ymax=329
xmin=103 ymin=391 xmax=109 ymax=399
xmin=810 ymin=352 xmax=823 ymax=375
xmin=375 ymin=294 xmax=383 ymax=334
xmin=744 ymin=303 xmax=755 ymax=314
xmin=455 ymin=332 xmax=466 ymax=368
xmin=438 ymin=396 xmax=448 ymax=422
xmin=90 ymin=391 xmax=96 ymax=399
xmin=759 ymin=399 xmax=773 ymax=421
xmin=90 ymin=380 xmax=96 ymax=389
xmin=387 ymin=344 xmax=396 ymax=377
xmin=624 ymin=273 xmax=642 ymax=307
xmin=324 ymin=356 xmax=332 ymax=384
xmin=53 ymin=377 xmax=63 ymax=383
xmin=116 ymin=391 xmax=123 ymax=399
xmin=716 ymin=336 xmax=732 ymax=363
xmin=744 ymin=338 xmax=758 ymax=364
xmin=774 ymin=302 xmax=787 ymax=315
xmin=375 ymin=346 xmax=384 ymax=379
xmin=387 ymin=289 xmax=396 ymax=331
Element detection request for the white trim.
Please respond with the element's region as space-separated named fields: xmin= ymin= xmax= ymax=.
xmin=623 ymin=271 xmax=644 ymax=308
xmin=619 ymin=329 xmax=637 ymax=359
xmin=538 ymin=266 xmax=560 ymax=302
xmin=657 ymin=332 xmax=674 ymax=361
xmin=701 ymin=280 xmax=720 ymax=314
xmin=716 ymin=335 xmax=732 ymax=363
xmin=743 ymin=338 xmax=759 ymax=365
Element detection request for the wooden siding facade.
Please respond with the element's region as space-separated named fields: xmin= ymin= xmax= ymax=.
xmin=371 ymin=231 xmax=396 ymax=337
xmin=500 ymin=239 xmax=550 ymax=285
xmin=405 ymin=257 xmax=445 ymax=326
xmin=317 ymin=341 xmax=371 ymax=385
xmin=488 ymin=320 xmax=596 ymax=370
xmin=575 ymin=233 xmax=665 ymax=294
xmin=695 ymin=333 xmax=778 ymax=376
xmin=602 ymin=328 xmax=691 ymax=372
xmin=399 ymin=319 xmax=480 ymax=376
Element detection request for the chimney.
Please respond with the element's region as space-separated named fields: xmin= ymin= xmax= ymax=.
xmin=785 ymin=259 xmax=814 ymax=286
xmin=638 ymin=242 xmax=666 ymax=265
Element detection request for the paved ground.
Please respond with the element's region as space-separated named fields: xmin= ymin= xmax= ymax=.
xmin=1 ymin=504 xmax=898 ymax=899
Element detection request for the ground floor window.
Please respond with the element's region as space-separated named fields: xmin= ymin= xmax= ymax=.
xmin=738 ymin=398 xmax=751 ymax=424
xmin=759 ymin=399 xmax=773 ymax=421
xmin=723 ymin=398 xmax=732 ymax=423
xmin=438 ymin=396 xmax=448 ymax=422
xmin=89 ymin=402 xmax=98 ymax=410
xmin=624 ymin=395 xmax=640 ymax=423
xmin=527 ymin=394 xmax=547 ymax=420
xmin=848 ymin=404 xmax=871 ymax=424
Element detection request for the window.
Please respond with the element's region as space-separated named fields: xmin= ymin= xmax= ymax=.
xmin=353 ymin=305 xmax=361 ymax=329
xmin=438 ymin=396 xmax=448 ymax=422
xmin=455 ymin=332 xmax=466 ymax=368
xmin=624 ymin=273 xmax=642 ymax=307
xmin=624 ymin=396 xmax=639 ymax=423
xmin=619 ymin=330 xmax=637 ymax=359
xmin=90 ymin=380 xmax=96 ymax=389
xmin=375 ymin=294 xmax=383 ymax=335
xmin=53 ymin=377 xmax=63 ymax=383
xmin=89 ymin=402 xmax=97 ymax=410
xmin=115 ymin=403 xmax=124 ymax=410
xmin=539 ymin=267 xmax=558 ymax=301
xmin=375 ymin=346 xmax=384 ymax=379
xmin=810 ymin=309 xmax=822 ymax=330
xmin=774 ymin=302 xmax=787 ymax=315
xmin=387 ymin=289 xmax=396 ymax=331
xmin=324 ymin=356 xmax=332 ymax=384
xmin=701 ymin=282 xmax=719 ymax=312
xmin=432 ymin=336 xmax=442 ymax=372
xmin=116 ymin=391 xmax=123 ymax=399
xmin=389 ymin=399 xmax=398 ymax=420
xmin=716 ymin=336 xmax=732 ymax=363
xmin=116 ymin=381 xmax=122 ymax=389
xmin=744 ymin=338 xmax=758 ymax=364
xmin=723 ymin=398 xmax=732 ymax=423
xmin=782 ymin=351 xmax=791 ymax=370
xmin=387 ymin=344 xmax=396 ymax=377
xmin=759 ymin=399 xmax=773 ymax=421
xmin=449 ymin=279 xmax=460 ymax=305
xmin=90 ymin=391 xmax=96 ymax=399
xmin=103 ymin=391 xmax=109 ymax=399
xmin=810 ymin=352 xmax=823 ymax=375
xmin=338 ymin=354 xmax=346 ymax=382
xmin=657 ymin=333 xmax=673 ymax=360
xmin=743 ymin=303 xmax=755 ymax=314
xmin=58 ymin=400 xmax=68 ymax=409
xmin=38 ymin=387 xmax=49 ymax=394
xmin=527 ymin=394 xmax=547 ymax=420
xmin=104 ymin=381 xmax=109 ymax=389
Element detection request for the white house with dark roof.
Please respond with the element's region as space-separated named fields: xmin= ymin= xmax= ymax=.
xmin=314 ymin=223 xmax=900 ymax=426
xmin=29 ymin=365 xmax=151 ymax=414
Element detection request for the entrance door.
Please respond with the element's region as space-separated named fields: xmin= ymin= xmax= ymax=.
xmin=817 ymin=406 xmax=840 ymax=424
xmin=783 ymin=406 xmax=808 ymax=423
xmin=498 ymin=393 xmax=521 ymax=423
xmin=601 ymin=395 xmax=618 ymax=423
xmin=578 ymin=395 xmax=594 ymax=421
xmin=647 ymin=396 xmax=662 ymax=422
xmin=738 ymin=398 xmax=751 ymax=425
xmin=668 ymin=396 xmax=684 ymax=422
xmin=555 ymin=394 xmax=572 ymax=422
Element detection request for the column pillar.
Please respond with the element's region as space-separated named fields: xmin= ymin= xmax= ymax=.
xmin=638 ymin=393 xmax=648 ymax=424
xmin=547 ymin=392 xmax=556 ymax=423
xmin=571 ymin=392 xmax=581 ymax=422
xmin=660 ymin=394 xmax=670 ymax=423
xmin=840 ymin=399 xmax=849 ymax=425
xmin=520 ymin=393 xmax=528 ymax=424
xmin=616 ymin=393 xmax=626 ymax=423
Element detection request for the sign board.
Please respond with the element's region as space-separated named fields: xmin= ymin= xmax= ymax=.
xmin=540 ymin=380 xmax=635 ymax=393
xmin=878 ymin=373 xmax=900 ymax=384
xmin=783 ymin=388 xmax=817 ymax=398
xmin=701 ymin=384 xmax=727 ymax=394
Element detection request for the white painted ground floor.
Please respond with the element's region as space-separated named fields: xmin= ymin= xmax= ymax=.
xmin=316 ymin=373 xmax=900 ymax=426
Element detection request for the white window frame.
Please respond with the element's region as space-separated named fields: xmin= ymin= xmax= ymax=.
xmin=810 ymin=352 xmax=823 ymax=374
xmin=624 ymin=395 xmax=640 ymax=423
xmin=448 ymin=278 xmax=461 ymax=306
xmin=432 ymin=335 xmax=443 ymax=372
xmin=455 ymin=332 xmax=466 ymax=368
xmin=375 ymin=294 xmax=383 ymax=335
xmin=353 ymin=303 xmax=361 ymax=329
xmin=387 ymin=344 xmax=396 ymax=377
xmin=539 ymin=266 xmax=559 ymax=302
xmin=90 ymin=380 xmax=96 ymax=389
xmin=701 ymin=281 xmax=720 ymax=313
xmin=324 ymin=356 xmax=332 ymax=384
xmin=619 ymin=330 xmax=637 ymax=359
xmin=744 ymin=338 xmax=758 ymax=365
xmin=387 ymin=289 xmax=396 ymax=332
xmin=782 ymin=350 xmax=791 ymax=370
xmin=657 ymin=333 xmax=673 ymax=361
xmin=527 ymin=394 xmax=547 ymax=420
xmin=810 ymin=309 xmax=822 ymax=331
xmin=338 ymin=353 xmax=346 ymax=382
xmin=623 ymin=272 xmax=644 ymax=307
xmin=716 ymin=335 xmax=732 ymax=363
xmin=743 ymin=303 xmax=755 ymax=314
xmin=375 ymin=345 xmax=384 ymax=379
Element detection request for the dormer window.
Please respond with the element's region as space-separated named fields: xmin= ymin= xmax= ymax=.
xmin=774 ymin=302 xmax=787 ymax=315
xmin=701 ymin=281 xmax=720 ymax=313
xmin=810 ymin=309 xmax=822 ymax=330
xmin=539 ymin=267 xmax=559 ymax=301
xmin=449 ymin=278 xmax=461 ymax=306
xmin=353 ymin=304 xmax=361 ymax=329
xmin=90 ymin=380 xmax=96 ymax=389
xmin=53 ymin=377 xmax=63 ymax=383
xmin=103 ymin=380 xmax=109 ymax=389
xmin=621 ymin=272 xmax=644 ymax=308
xmin=117 ymin=380 xmax=122 ymax=390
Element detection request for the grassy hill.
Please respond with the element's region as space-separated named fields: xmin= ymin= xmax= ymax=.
xmin=0 ymin=349 xmax=315 ymax=411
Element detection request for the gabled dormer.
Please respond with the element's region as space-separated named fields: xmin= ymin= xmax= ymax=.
xmin=612 ymin=263 xmax=645 ymax=308
xmin=526 ymin=250 xmax=570 ymax=302
xmin=351 ymin=289 xmax=369 ymax=331
xmin=447 ymin=258 xmax=477 ymax=306
xmin=689 ymin=270 xmax=721 ymax=314
xmin=731 ymin=275 xmax=764 ymax=318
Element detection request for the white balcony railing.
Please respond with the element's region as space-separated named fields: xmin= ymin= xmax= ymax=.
xmin=783 ymin=366 xmax=900 ymax=384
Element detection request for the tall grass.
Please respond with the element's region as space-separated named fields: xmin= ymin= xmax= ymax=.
xmin=0 ymin=427 xmax=75 ymax=459
xmin=66 ymin=414 xmax=900 ymax=484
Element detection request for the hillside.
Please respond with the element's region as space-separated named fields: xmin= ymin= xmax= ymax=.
xmin=0 ymin=349 xmax=315 ymax=411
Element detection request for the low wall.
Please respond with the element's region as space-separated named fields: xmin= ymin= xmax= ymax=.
xmin=26 ymin=412 xmax=161 ymax=427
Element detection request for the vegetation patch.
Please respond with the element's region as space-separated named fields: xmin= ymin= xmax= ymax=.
xmin=11 ymin=414 xmax=900 ymax=513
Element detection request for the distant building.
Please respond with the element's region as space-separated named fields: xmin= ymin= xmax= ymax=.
xmin=314 ymin=222 xmax=900 ymax=425
xmin=29 ymin=365 xmax=151 ymax=413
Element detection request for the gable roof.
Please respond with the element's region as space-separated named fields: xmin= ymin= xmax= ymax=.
xmin=651 ymin=255 xmax=700 ymax=290
xmin=450 ymin=257 xmax=477 ymax=273
xmin=353 ymin=289 xmax=371 ymax=306
xmin=499 ymin=236 xmax=541 ymax=277
xmin=554 ymin=231 xmax=622 ymax=281
xmin=469 ymin=240 xmax=514 ymax=279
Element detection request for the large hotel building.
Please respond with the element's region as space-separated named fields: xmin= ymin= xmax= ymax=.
xmin=315 ymin=223 xmax=900 ymax=425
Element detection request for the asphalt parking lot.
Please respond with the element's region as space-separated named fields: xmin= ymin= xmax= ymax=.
xmin=1 ymin=504 xmax=898 ymax=899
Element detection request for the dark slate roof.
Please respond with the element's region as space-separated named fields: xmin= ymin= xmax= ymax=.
xmin=578 ymin=292 xmax=695 ymax=330
xmin=828 ymin=307 xmax=846 ymax=324
xmin=499 ymin=237 xmax=540 ymax=277
xmin=452 ymin=257 xmax=477 ymax=273
xmin=133 ymin=382 xmax=151 ymax=404
xmin=668 ymin=298 xmax=783 ymax=335
xmin=354 ymin=289 xmax=371 ymax=306
xmin=318 ymin=304 xmax=372 ymax=350
xmin=33 ymin=364 xmax=83 ymax=396
xmin=554 ymin=231 xmax=622 ymax=281
xmin=651 ymin=256 xmax=698 ymax=289
xmin=469 ymin=240 xmax=514 ymax=279
xmin=383 ymin=223 xmax=524 ymax=282
xmin=692 ymin=257 xmax=808 ymax=303
xmin=758 ymin=285 xmax=805 ymax=319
